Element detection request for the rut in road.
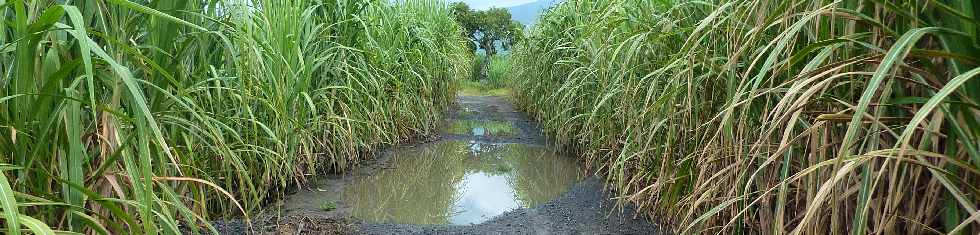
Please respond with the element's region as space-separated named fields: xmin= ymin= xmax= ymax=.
xmin=213 ymin=96 xmax=665 ymax=234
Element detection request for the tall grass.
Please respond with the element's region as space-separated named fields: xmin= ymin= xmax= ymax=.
xmin=486 ymin=54 xmax=511 ymax=88
xmin=512 ymin=0 xmax=979 ymax=234
xmin=460 ymin=54 xmax=511 ymax=96
xmin=0 ymin=0 xmax=471 ymax=234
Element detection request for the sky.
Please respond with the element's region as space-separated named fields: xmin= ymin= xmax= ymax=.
xmin=447 ymin=0 xmax=539 ymax=10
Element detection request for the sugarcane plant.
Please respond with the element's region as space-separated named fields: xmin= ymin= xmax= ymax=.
xmin=0 ymin=0 xmax=472 ymax=234
xmin=511 ymin=0 xmax=979 ymax=234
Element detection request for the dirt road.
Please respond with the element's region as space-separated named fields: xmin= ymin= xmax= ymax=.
xmin=209 ymin=96 xmax=664 ymax=234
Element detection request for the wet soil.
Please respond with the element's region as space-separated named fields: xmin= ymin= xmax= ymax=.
xmin=209 ymin=96 xmax=664 ymax=234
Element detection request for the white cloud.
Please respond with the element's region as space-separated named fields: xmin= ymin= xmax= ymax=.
xmin=448 ymin=0 xmax=539 ymax=10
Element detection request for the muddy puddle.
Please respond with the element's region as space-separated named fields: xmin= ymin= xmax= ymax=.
xmin=343 ymin=140 xmax=583 ymax=225
xmin=226 ymin=96 xmax=662 ymax=234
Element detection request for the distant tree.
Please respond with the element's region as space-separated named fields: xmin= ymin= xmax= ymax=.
xmin=450 ymin=2 xmax=479 ymax=51
xmin=450 ymin=2 xmax=524 ymax=79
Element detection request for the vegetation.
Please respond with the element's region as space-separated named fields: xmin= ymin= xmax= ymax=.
xmin=485 ymin=54 xmax=512 ymax=88
xmin=458 ymin=54 xmax=511 ymax=96
xmin=449 ymin=2 xmax=523 ymax=81
xmin=457 ymin=80 xmax=511 ymax=97
xmin=319 ymin=201 xmax=337 ymax=212
xmin=511 ymin=0 xmax=980 ymax=234
xmin=449 ymin=2 xmax=524 ymax=57
xmin=446 ymin=120 xmax=517 ymax=136
xmin=0 ymin=0 xmax=471 ymax=234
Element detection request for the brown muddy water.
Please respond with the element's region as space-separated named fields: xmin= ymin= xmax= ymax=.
xmin=212 ymin=96 xmax=663 ymax=234
xmin=343 ymin=141 xmax=583 ymax=225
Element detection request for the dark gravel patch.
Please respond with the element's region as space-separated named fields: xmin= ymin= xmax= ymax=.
xmin=208 ymin=216 xmax=356 ymax=235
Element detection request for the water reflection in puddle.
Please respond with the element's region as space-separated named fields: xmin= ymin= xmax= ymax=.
xmin=472 ymin=127 xmax=486 ymax=136
xmin=343 ymin=141 xmax=584 ymax=225
xmin=468 ymin=141 xmax=482 ymax=154
xmin=446 ymin=120 xmax=516 ymax=136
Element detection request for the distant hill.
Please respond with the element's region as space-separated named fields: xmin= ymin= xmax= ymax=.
xmin=507 ymin=0 xmax=558 ymax=26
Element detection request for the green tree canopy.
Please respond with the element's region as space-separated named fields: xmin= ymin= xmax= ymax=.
xmin=450 ymin=2 xmax=524 ymax=57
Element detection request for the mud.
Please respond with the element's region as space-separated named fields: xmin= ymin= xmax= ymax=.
xmin=208 ymin=96 xmax=664 ymax=234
